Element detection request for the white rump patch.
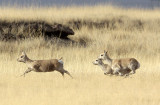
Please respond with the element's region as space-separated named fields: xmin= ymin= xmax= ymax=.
xmin=58 ymin=60 xmax=64 ymax=64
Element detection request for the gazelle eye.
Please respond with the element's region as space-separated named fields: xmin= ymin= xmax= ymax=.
xmin=96 ymin=60 xmax=98 ymax=61
xmin=101 ymin=55 xmax=103 ymax=56
xmin=21 ymin=56 xmax=23 ymax=58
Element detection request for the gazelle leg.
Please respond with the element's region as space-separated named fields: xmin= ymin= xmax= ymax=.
xmin=113 ymin=70 xmax=118 ymax=76
xmin=58 ymin=68 xmax=73 ymax=79
xmin=129 ymin=66 xmax=136 ymax=74
xmin=130 ymin=70 xmax=136 ymax=74
xmin=113 ymin=67 xmax=123 ymax=76
xmin=60 ymin=72 xmax=64 ymax=78
xmin=118 ymin=72 xmax=123 ymax=76
xmin=129 ymin=64 xmax=136 ymax=75
xmin=65 ymin=70 xmax=73 ymax=78
xmin=20 ymin=68 xmax=32 ymax=77
xmin=63 ymin=69 xmax=73 ymax=79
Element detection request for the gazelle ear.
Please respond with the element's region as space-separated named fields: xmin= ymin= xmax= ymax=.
xmin=104 ymin=50 xmax=108 ymax=54
xmin=22 ymin=51 xmax=26 ymax=55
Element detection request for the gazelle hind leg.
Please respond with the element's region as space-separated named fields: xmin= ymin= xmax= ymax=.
xmin=60 ymin=72 xmax=64 ymax=77
xmin=130 ymin=70 xmax=136 ymax=74
xmin=129 ymin=64 xmax=136 ymax=74
xmin=118 ymin=71 xmax=123 ymax=76
xmin=64 ymin=70 xmax=73 ymax=79
xmin=59 ymin=68 xmax=73 ymax=79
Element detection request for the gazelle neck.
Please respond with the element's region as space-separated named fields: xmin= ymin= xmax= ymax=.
xmin=98 ymin=62 xmax=106 ymax=71
xmin=25 ymin=56 xmax=33 ymax=64
xmin=105 ymin=56 xmax=112 ymax=66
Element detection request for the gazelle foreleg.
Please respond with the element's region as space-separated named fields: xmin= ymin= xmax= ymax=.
xmin=112 ymin=65 xmax=124 ymax=76
xmin=20 ymin=68 xmax=33 ymax=77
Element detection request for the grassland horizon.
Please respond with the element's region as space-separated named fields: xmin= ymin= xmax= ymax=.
xmin=0 ymin=5 xmax=160 ymax=105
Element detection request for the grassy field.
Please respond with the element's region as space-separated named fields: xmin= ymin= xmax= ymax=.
xmin=0 ymin=5 xmax=160 ymax=105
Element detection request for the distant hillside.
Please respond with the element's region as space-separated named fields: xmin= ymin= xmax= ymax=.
xmin=0 ymin=0 xmax=160 ymax=9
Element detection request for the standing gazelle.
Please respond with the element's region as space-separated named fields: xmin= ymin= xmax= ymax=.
xmin=17 ymin=51 xmax=73 ymax=78
xmin=99 ymin=51 xmax=140 ymax=76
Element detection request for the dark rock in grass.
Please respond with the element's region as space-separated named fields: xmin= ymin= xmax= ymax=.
xmin=0 ymin=21 xmax=74 ymax=41
xmin=44 ymin=23 xmax=74 ymax=39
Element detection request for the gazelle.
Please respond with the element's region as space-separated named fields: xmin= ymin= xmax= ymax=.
xmin=99 ymin=51 xmax=140 ymax=76
xmin=17 ymin=51 xmax=73 ymax=78
xmin=93 ymin=58 xmax=113 ymax=75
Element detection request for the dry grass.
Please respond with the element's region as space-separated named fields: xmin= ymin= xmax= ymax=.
xmin=0 ymin=5 xmax=160 ymax=105
xmin=1 ymin=5 xmax=160 ymax=22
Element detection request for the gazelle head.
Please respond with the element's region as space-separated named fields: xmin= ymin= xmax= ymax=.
xmin=17 ymin=51 xmax=28 ymax=63
xmin=98 ymin=50 xmax=109 ymax=60
xmin=92 ymin=58 xmax=103 ymax=65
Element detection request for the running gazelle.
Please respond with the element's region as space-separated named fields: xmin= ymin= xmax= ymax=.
xmin=99 ymin=51 xmax=140 ymax=76
xmin=17 ymin=51 xmax=73 ymax=78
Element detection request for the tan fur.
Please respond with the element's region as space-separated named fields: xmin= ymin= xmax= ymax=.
xmin=17 ymin=51 xmax=73 ymax=78
xmin=99 ymin=51 xmax=140 ymax=76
